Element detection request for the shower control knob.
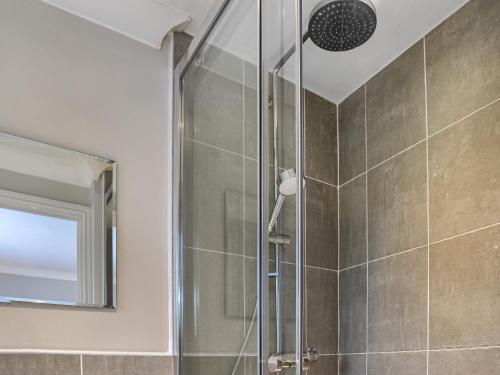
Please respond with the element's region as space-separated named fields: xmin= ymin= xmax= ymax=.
xmin=268 ymin=348 xmax=319 ymax=373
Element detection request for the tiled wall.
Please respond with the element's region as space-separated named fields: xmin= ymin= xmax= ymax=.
xmin=337 ymin=1 xmax=500 ymax=374
xmin=0 ymin=354 xmax=173 ymax=375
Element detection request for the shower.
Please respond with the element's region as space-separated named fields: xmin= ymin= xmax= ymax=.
xmin=268 ymin=169 xmax=297 ymax=233
xmin=308 ymin=0 xmax=377 ymax=51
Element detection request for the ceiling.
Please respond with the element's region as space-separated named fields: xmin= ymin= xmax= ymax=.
xmin=39 ymin=0 xmax=469 ymax=103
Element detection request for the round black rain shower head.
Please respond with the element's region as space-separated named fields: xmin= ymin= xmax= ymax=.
xmin=308 ymin=0 xmax=377 ymax=52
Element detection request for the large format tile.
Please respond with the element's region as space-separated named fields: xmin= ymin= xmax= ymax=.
xmin=82 ymin=355 xmax=172 ymax=375
xmin=305 ymin=90 xmax=337 ymax=186
xmin=366 ymin=41 xmax=426 ymax=167
xmin=308 ymin=355 xmax=337 ymax=375
xmin=426 ymin=0 xmax=500 ymax=134
xmin=429 ymin=100 xmax=500 ymax=242
xmin=182 ymin=356 xmax=237 ymax=375
xmin=339 ymin=175 xmax=366 ymax=269
xmin=339 ymin=265 xmax=366 ymax=354
xmin=0 ymin=354 xmax=16 ymax=375
xmin=243 ymin=61 xmax=258 ymax=160
xmin=367 ymin=143 xmax=427 ymax=260
xmin=305 ymin=178 xmax=338 ymax=270
xmin=339 ymin=85 xmax=366 ymax=184
xmin=339 ymin=354 xmax=366 ymax=375
xmin=16 ymin=354 xmax=80 ymax=375
xmin=183 ymin=140 xmax=244 ymax=254
xmin=183 ymin=248 xmax=245 ymax=353
xmin=429 ymin=348 xmax=500 ymax=375
xmin=368 ymin=247 xmax=428 ymax=352
xmin=306 ymin=267 xmax=337 ymax=355
xmin=184 ymin=67 xmax=244 ymax=154
xmin=429 ymin=225 xmax=500 ymax=349
xmin=367 ymin=352 xmax=426 ymax=375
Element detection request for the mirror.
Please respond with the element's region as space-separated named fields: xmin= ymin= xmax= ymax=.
xmin=0 ymin=132 xmax=116 ymax=308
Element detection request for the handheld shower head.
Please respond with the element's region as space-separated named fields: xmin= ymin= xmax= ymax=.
xmin=268 ymin=169 xmax=299 ymax=233
xmin=278 ymin=169 xmax=297 ymax=196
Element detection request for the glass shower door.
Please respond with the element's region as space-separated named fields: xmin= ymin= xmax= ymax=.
xmin=176 ymin=0 xmax=305 ymax=374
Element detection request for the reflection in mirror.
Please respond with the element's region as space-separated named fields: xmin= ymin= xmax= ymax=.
xmin=0 ymin=133 xmax=116 ymax=308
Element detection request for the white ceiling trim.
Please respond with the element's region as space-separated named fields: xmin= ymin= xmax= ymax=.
xmin=40 ymin=0 xmax=192 ymax=49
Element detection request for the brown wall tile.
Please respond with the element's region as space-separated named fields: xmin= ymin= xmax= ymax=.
xmin=339 ymin=265 xmax=366 ymax=354
xmin=426 ymin=0 xmax=500 ymax=134
xmin=368 ymin=143 xmax=427 ymax=260
xmin=0 ymin=354 xmax=17 ymax=375
xmin=16 ymin=354 xmax=80 ymax=375
xmin=339 ymin=175 xmax=367 ymax=269
xmin=367 ymin=352 xmax=426 ymax=375
xmin=305 ymin=178 xmax=338 ymax=270
xmin=183 ymin=140 xmax=244 ymax=254
xmin=305 ymin=90 xmax=338 ymax=186
xmin=429 ymin=348 xmax=500 ymax=375
xmin=339 ymin=86 xmax=366 ymax=184
xmin=429 ymin=100 xmax=500 ymax=242
xmin=339 ymin=354 xmax=365 ymax=375
xmin=368 ymin=247 xmax=428 ymax=352
xmin=366 ymin=41 xmax=426 ymax=167
xmin=308 ymin=355 xmax=338 ymax=375
xmin=429 ymin=225 xmax=500 ymax=349
xmin=306 ymin=267 xmax=338 ymax=355
xmin=82 ymin=355 xmax=173 ymax=375
xmin=185 ymin=68 xmax=244 ymax=154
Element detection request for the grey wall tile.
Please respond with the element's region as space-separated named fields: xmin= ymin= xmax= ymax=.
xmin=368 ymin=247 xmax=428 ymax=352
xmin=366 ymin=41 xmax=426 ymax=167
xmin=16 ymin=354 xmax=80 ymax=375
xmin=339 ymin=265 xmax=366 ymax=354
xmin=183 ymin=140 xmax=244 ymax=254
xmin=367 ymin=143 xmax=427 ymax=260
xmin=426 ymin=0 xmax=500 ymax=134
xmin=183 ymin=356 xmax=236 ymax=375
xmin=429 ymin=100 xmax=500 ymax=242
xmin=306 ymin=267 xmax=338 ymax=355
xmin=429 ymin=225 xmax=500 ymax=349
xmin=429 ymin=348 xmax=500 ymax=375
xmin=0 ymin=354 xmax=16 ymax=375
xmin=339 ymin=354 xmax=366 ymax=375
xmin=339 ymin=86 xmax=366 ymax=184
xmin=184 ymin=67 xmax=244 ymax=154
xmin=305 ymin=90 xmax=338 ymax=186
xmin=367 ymin=352 xmax=426 ymax=375
xmin=308 ymin=355 xmax=337 ymax=375
xmin=339 ymin=175 xmax=366 ymax=269
xmin=305 ymin=178 xmax=338 ymax=270
xmin=183 ymin=248 xmax=245 ymax=353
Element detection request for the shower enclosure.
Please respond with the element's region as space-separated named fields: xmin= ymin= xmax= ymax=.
xmin=175 ymin=0 xmax=310 ymax=373
xmin=174 ymin=0 xmax=500 ymax=374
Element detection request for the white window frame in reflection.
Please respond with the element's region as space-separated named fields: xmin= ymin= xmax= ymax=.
xmin=0 ymin=188 xmax=93 ymax=305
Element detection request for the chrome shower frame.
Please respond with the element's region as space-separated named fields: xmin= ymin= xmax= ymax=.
xmin=173 ymin=0 xmax=306 ymax=374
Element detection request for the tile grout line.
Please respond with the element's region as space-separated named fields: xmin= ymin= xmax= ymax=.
xmin=305 ymin=174 xmax=338 ymax=188
xmin=338 ymin=95 xmax=500 ymax=190
xmin=429 ymin=221 xmax=500 ymax=245
xmin=423 ymin=35 xmax=430 ymax=375
xmin=80 ymin=354 xmax=83 ymax=375
xmin=186 ymin=246 xmax=257 ymax=260
xmin=364 ymin=83 xmax=369 ymax=375
xmin=429 ymin=96 xmax=500 ymax=138
xmin=340 ymin=344 xmax=500 ymax=356
xmin=337 ymin=218 xmax=500 ymax=272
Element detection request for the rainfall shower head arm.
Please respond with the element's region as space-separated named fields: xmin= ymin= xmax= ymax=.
xmin=273 ymin=31 xmax=310 ymax=73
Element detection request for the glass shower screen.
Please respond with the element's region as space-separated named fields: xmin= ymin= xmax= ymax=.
xmin=176 ymin=0 xmax=305 ymax=374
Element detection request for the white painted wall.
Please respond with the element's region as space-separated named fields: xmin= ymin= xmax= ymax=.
xmin=0 ymin=0 xmax=172 ymax=352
